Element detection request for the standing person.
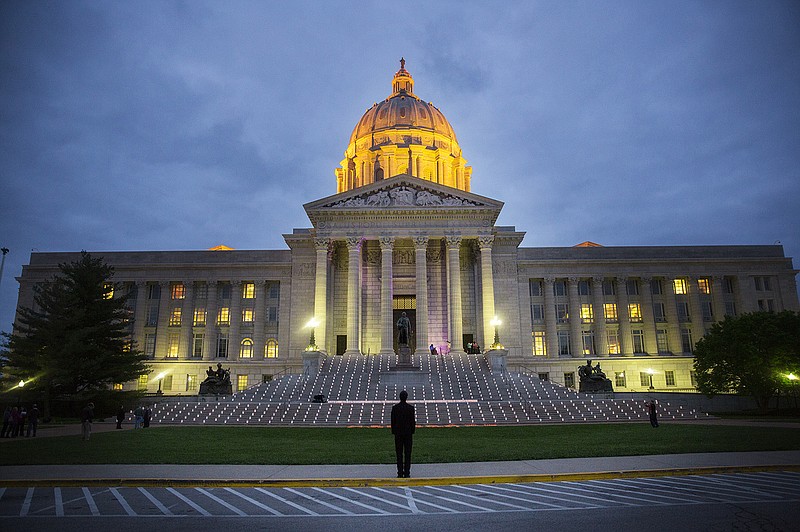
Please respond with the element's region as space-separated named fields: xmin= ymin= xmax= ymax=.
xmin=143 ymin=405 xmax=152 ymax=428
xmin=116 ymin=405 xmax=125 ymax=429
xmin=648 ymin=400 xmax=659 ymax=428
xmin=9 ymin=407 xmax=20 ymax=438
xmin=391 ymin=390 xmax=416 ymax=478
xmin=18 ymin=407 xmax=27 ymax=437
xmin=1 ymin=406 xmax=10 ymax=438
xmin=26 ymin=404 xmax=39 ymax=437
xmin=81 ymin=402 xmax=94 ymax=440
xmin=134 ymin=405 xmax=144 ymax=429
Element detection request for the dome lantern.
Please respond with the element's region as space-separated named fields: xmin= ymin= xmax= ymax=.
xmin=392 ymin=57 xmax=414 ymax=95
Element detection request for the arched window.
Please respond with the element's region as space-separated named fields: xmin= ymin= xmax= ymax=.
xmin=240 ymin=338 xmax=253 ymax=358
xmin=374 ymin=166 xmax=384 ymax=182
xmin=265 ymin=338 xmax=278 ymax=358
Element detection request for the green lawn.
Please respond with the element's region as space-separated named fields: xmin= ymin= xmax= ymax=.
xmin=2 ymin=424 xmax=799 ymax=466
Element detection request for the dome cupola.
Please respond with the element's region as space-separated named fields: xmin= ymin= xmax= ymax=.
xmin=336 ymin=59 xmax=472 ymax=194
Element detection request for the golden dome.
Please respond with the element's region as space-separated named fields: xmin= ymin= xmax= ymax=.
xmin=336 ymin=58 xmax=471 ymax=194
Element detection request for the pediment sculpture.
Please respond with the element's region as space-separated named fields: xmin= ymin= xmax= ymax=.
xmin=328 ymin=185 xmax=480 ymax=209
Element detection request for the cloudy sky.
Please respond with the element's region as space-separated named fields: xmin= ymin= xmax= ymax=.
xmin=1 ymin=1 xmax=799 ymax=333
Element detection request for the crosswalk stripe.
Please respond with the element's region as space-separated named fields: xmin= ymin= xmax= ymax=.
xmin=575 ymin=480 xmax=672 ymax=505
xmin=19 ymin=488 xmax=33 ymax=517
xmin=654 ymin=475 xmax=779 ymax=499
xmin=433 ymin=485 xmax=532 ymax=511
xmin=138 ymin=487 xmax=173 ymax=515
xmin=82 ymin=487 xmax=100 ymax=516
xmin=728 ymin=473 xmax=800 ymax=491
xmin=195 ymin=488 xmax=247 ymax=516
xmin=472 ymin=483 xmax=574 ymax=509
xmin=284 ymin=487 xmax=354 ymax=515
xmin=594 ymin=478 xmax=718 ymax=503
xmin=54 ymin=487 xmax=64 ymax=517
xmin=342 ymin=487 xmax=417 ymax=513
xmin=167 ymin=487 xmax=211 ymax=516
xmin=372 ymin=486 xmax=458 ymax=513
xmin=224 ymin=487 xmax=284 ymax=516
xmin=617 ymin=477 xmax=748 ymax=503
xmin=254 ymin=487 xmax=319 ymax=516
xmin=511 ymin=482 xmax=620 ymax=507
xmin=110 ymin=488 xmax=137 ymax=516
xmin=409 ymin=486 xmax=496 ymax=512
xmin=311 ymin=487 xmax=390 ymax=514
xmin=403 ymin=487 xmax=421 ymax=514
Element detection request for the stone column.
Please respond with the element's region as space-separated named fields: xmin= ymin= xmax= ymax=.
xmin=664 ymin=278 xmax=682 ymax=354
xmin=711 ymin=276 xmax=726 ymax=322
xmin=543 ymin=277 xmax=559 ymax=358
xmin=345 ymin=237 xmax=363 ymax=355
xmin=591 ymin=277 xmax=608 ymax=357
xmin=229 ymin=280 xmax=242 ymax=360
xmin=414 ymin=236 xmax=430 ymax=356
xmin=615 ymin=277 xmax=633 ymax=356
xmin=736 ymin=275 xmax=756 ymax=313
xmin=688 ymin=277 xmax=706 ymax=344
xmin=446 ymin=235 xmax=465 ymax=354
xmin=156 ymin=281 xmax=170 ymax=358
xmin=132 ymin=281 xmax=147 ymax=353
xmin=639 ymin=277 xmax=658 ymax=354
xmin=478 ymin=236 xmax=496 ymax=349
xmin=313 ymin=238 xmax=329 ymax=352
xmin=253 ymin=280 xmax=267 ymax=359
xmin=182 ymin=281 xmax=194 ymax=359
xmin=567 ymin=277 xmax=583 ymax=357
xmin=379 ymin=236 xmax=395 ymax=355
xmin=203 ymin=281 xmax=218 ymax=360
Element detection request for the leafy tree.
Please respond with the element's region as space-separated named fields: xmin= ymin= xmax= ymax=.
xmin=693 ymin=311 xmax=800 ymax=412
xmin=2 ymin=252 xmax=150 ymax=418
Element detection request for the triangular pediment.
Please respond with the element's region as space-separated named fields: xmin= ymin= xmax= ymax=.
xmin=305 ymin=174 xmax=503 ymax=212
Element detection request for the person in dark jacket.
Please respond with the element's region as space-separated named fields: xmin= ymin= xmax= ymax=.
xmin=391 ymin=390 xmax=416 ymax=478
xmin=116 ymin=405 xmax=125 ymax=429
xmin=26 ymin=404 xmax=39 ymax=437
xmin=648 ymin=400 xmax=659 ymax=428
xmin=81 ymin=402 xmax=94 ymax=440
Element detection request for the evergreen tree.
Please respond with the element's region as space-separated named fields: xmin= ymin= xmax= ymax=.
xmin=693 ymin=311 xmax=800 ymax=412
xmin=2 ymin=252 xmax=150 ymax=418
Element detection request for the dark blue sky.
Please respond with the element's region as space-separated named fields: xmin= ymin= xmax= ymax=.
xmin=1 ymin=1 xmax=799 ymax=333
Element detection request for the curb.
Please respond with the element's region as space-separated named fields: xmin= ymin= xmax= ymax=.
xmin=2 ymin=464 xmax=798 ymax=488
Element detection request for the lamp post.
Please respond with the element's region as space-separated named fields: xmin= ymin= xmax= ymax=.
xmin=490 ymin=316 xmax=503 ymax=349
xmin=17 ymin=379 xmax=25 ymax=406
xmin=788 ymin=373 xmax=798 ymax=409
xmin=646 ymin=368 xmax=655 ymax=390
xmin=305 ymin=317 xmax=320 ymax=351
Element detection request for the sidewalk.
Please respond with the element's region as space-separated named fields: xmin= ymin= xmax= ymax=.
xmin=1 ymin=450 xmax=799 ymax=488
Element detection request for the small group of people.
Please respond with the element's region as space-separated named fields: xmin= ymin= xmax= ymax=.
xmin=133 ymin=404 xmax=152 ymax=429
xmin=1 ymin=404 xmax=40 ymax=438
xmin=465 ymin=342 xmax=481 ymax=354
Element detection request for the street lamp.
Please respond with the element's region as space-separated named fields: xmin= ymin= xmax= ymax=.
xmin=16 ymin=379 xmax=25 ymax=406
xmin=490 ymin=316 xmax=503 ymax=349
xmin=305 ymin=317 xmax=320 ymax=351
xmin=154 ymin=371 xmax=167 ymax=395
xmin=646 ymin=368 xmax=655 ymax=390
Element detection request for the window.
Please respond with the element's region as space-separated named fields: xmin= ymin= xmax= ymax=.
xmin=578 ymin=280 xmax=591 ymax=296
xmin=531 ymin=304 xmax=545 ymax=323
xmin=632 ymin=329 xmax=645 ymax=354
xmin=171 ymin=283 xmax=185 ymax=300
xmin=267 ymin=307 xmax=278 ymax=323
xmin=193 ymin=308 xmax=206 ymax=326
xmin=615 ymin=372 xmax=626 ymax=388
xmin=653 ymin=302 xmax=666 ymax=322
xmin=556 ymin=303 xmax=569 ymax=323
xmin=602 ymin=280 xmax=615 ymax=295
xmin=757 ymin=299 xmax=775 ymax=312
xmin=237 ymin=375 xmax=248 ymax=392
xmin=529 ymin=280 xmax=543 ymax=297
xmin=640 ymin=372 xmax=652 ymax=388
xmin=113 ymin=383 xmax=123 ymax=391
xmin=626 ymin=279 xmax=639 ymax=296
xmin=677 ymin=301 xmax=690 ymax=322
xmin=145 ymin=333 xmax=156 ymax=358
xmin=580 ymin=303 xmax=593 ymax=323
xmin=186 ymin=374 xmax=198 ymax=391
xmin=146 ymin=303 xmax=159 ymax=326
xmin=242 ymin=307 xmax=255 ymax=323
xmin=240 ymin=338 xmax=253 ymax=358
xmin=532 ymin=331 xmax=546 ymax=356
xmin=192 ymin=333 xmax=204 ymax=358
xmin=607 ymin=331 xmax=620 ymax=354
xmin=673 ymin=279 xmax=687 ymax=295
xmin=665 ymin=370 xmax=676 ymax=386
xmin=219 ymin=283 xmax=232 ymax=300
xmin=169 ymin=307 xmax=182 ymax=326
xmin=217 ymin=307 xmax=230 ymax=326
xmin=138 ymin=374 xmax=148 ymax=391
xmin=242 ymin=282 xmax=255 ymax=299
xmin=553 ymin=280 xmax=566 ymax=297
xmin=698 ymin=278 xmax=711 ymax=294
xmin=604 ymin=303 xmax=617 ymax=322
xmin=195 ymin=283 xmax=208 ymax=299
xmin=725 ymin=301 xmax=737 ymax=317
xmin=217 ymin=334 xmax=229 ymax=358
xmin=681 ymin=328 xmax=693 ymax=353
xmin=103 ymin=283 xmax=114 ymax=299
xmin=162 ymin=375 xmax=173 ymax=391
xmin=557 ymin=330 xmax=571 ymax=356
xmin=628 ymin=303 xmax=642 ymax=322
xmin=538 ymin=373 xmax=549 ymax=381
xmin=650 ymin=279 xmax=662 ymax=295
xmin=268 ymin=283 xmax=280 ymax=298
xmin=167 ymin=333 xmax=180 ymax=358
xmin=265 ymin=338 xmax=278 ymax=358
xmin=656 ymin=329 xmax=669 ymax=354
xmin=148 ymin=283 xmax=161 ymax=300
xmin=724 ymin=277 xmax=735 ymax=294
xmin=702 ymin=301 xmax=713 ymax=322
xmin=754 ymin=276 xmax=772 ymax=291
xmin=582 ymin=331 xmax=595 ymax=356
xmin=564 ymin=372 xmax=575 ymax=389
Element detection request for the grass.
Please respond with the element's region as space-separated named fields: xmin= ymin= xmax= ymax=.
xmin=2 ymin=423 xmax=800 ymax=466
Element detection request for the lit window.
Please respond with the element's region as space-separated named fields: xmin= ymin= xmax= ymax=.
xmin=580 ymin=303 xmax=593 ymax=323
xmin=265 ymin=338 xmax=278 ymax=358
xmin=240 ymin=338 xmax=253 ymax=358
xmin=186 ymin=374 xmax=197 ymax=391
xmin=532 ymin=331 xmax=546 ymax=356
xmin=607 ymin=331 xmax=620 ymax=354
xmin=242 ymin=282 xmax=255 ymax=299
xmin=192 ymin=333 xmax=204 ymax=358
xmin=604 ymin=303 xmax=617 ymax=322
xmin=113 ymin=383 xmax=123 ymax=391
xmin=698 ymin=278 xmax=711 ymax=294
xmin=217 ymin=307 xmax=230 ymax=326
xmin=103 ymin=283 xmax=114 ymax=299
xmin=237 ymin=375 xmax=248 ymax=392
xmin=615 ymin=372 xmax=626 ymax=388
xmin=169 ymin=307 xmax=182 ymax=326
xmin=171 ymin=283 xmax=185 ymax=300
xmin=193 ymin=308 xmax=206 ymax=326
xmin=138 ymin=374 xmax=148 ymax=391
xmin=564 ymin=372 xmax=575 ymax=389
xmin=628 ymin=303 xmax=642 ymax=322
xmin=673 ymin=279 xmax=687 ymax=295
xmin=167 ymin=333 xmax=180 ymax=358
xmin=242 ymin=308 xmax=255 ymax=323
xmin=665 ymin=370 xmax=676 ymax=386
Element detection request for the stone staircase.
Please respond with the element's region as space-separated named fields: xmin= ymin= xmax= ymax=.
xmin=151 ymin=353 xmax=707 ymax=426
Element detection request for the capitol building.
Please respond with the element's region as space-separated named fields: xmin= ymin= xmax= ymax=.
xmin=14 ymin=60 xmax=799 ymax=397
